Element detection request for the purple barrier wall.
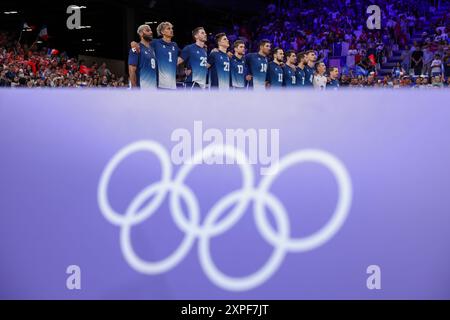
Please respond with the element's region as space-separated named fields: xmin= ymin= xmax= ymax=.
xmin=0 ymin=90 xmax=449 ymax=299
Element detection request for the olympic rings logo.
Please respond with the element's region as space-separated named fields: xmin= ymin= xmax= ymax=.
xmin=98 ymin=140 xmax=352 ymax=291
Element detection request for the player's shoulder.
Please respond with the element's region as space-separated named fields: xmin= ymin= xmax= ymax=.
xmin=269 ymin=61 xmax=280 ymax=69
xmin=183 ymin=43 xmax=193 ymax=51
xmin=231 ymin=55 xmax=241 ymax=62
xmin=151 ymin=38 xmax=162 ymax=47
xmin=208 ymin=51 xmax=218 ymax=61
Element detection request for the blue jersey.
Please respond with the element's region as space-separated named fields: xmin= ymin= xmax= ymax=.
xmin=181 ymin=43 xmax=208 ymax=87
xmin=304 ymin=64 xmax=315 ymax=86
xmin=230 ymin=55 xmax=246 ymax=88
xmin=267 ymin=61 xmax=284 ymax=87
xmin=283 ymin=65 xmax=297 ymax=87
xmin=128 ymin=42 xmax=157 ymax=89
xmin=327 ymin=78 xmax=340 ymax=90
xmin=151 ymin=38 xmax=179 ymax=89
xmin=208 ymin=51 xmax=230 ymax=90
xmin=245 ymin=53 xmax=268 ymax=89
xmin=296 ymin=67 xmax=306 ymax=87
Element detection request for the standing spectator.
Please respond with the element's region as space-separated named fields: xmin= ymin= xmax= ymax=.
xmin=443 ymin=50 xmax=450 ymax=78
xmin=430 ymin=54 xmax=444 ymax=77
xmin=411 ymin=46 xmax=424 ymax=75
xmin=98 ymin=62 xmax=112 ymax=79
xmin=422 ymin=44 xmax=434 ymax=76
xmin=401 ymin=45 xmax=411 ymax=74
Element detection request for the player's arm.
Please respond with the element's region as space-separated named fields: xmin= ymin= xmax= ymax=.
xmin=206 ymin=50 xmax=218 ymax=68
xmin=207 ymin=52 xmax=215 ymax=68
xmin=176 ymin=43 xmax=184 ymax=66
xmin=128 ymin=64 xmax=138 ymax=87
xmin=128 ymin=49 xmax=138 ymax=87
xmin=245 ymin=54 xmax=252 ymax=81
xmin=179 ymin=46 xmax=190 ymax=74
xmin=209 ymin=49 xmax=218 ymax=68
xmin=282 ymin=67 xmax=289 ymax=86
xmin=130 ymin=41 xmax=140 ymax=53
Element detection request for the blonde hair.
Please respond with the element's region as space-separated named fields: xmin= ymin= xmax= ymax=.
xmin=156 ymin=21 xmax=172 ymax=37
xmin=137 ymin=24 xmax=150 ymax=36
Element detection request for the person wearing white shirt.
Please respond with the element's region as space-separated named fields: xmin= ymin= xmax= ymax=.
xmin=430 ymin=54 xmax=443 ymax=77
xmin=313 ymin=62 xmax=327 ymax=90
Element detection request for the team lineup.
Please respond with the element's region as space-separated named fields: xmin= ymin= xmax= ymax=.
xmin=128 ymin=22 xmax=340 ymax=90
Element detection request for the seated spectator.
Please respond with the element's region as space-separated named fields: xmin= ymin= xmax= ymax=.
xmin=392 ymin=62 xmax=406 ymax=78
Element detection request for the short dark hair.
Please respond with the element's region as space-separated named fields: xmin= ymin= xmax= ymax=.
xmin=215 ymin=32 xmax=226 ymax=45
xmin=272 ymin=47 xmax=283 ymax=56
xmin=297 ymin=52 xmax=305 ymax=61
xmin=328 ymin=66 xmax=338 ymax=73
xmin=285 ymin=50 xmax=296 ymax=58
xmin=305 ymin=50 xmax=315 ymax=55
xmin=259 ymin=39 xmax=271 ymax=48
xmin=192 ymin=27 xmax=205 ymax=39
xmin=233 ymin=40 xmax=245 ymax=49
xmin=315 ymin=61 xmax=325 ymax=71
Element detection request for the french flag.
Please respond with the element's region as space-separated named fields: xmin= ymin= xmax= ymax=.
xmin=47 ymin=48 xmax=59 ymax=56
xmin=38 ymin=25 xmax=48 ymax=41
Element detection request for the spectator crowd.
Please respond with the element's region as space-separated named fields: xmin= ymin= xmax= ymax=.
xmin=0 ymin=32 xmax=126 ymax=88
xmin=224 ymin=0 xmax=450 ymax=87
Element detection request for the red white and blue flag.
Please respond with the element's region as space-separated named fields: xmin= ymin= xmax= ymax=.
xmin=38 ymin=25 xmax=48 ymax=41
